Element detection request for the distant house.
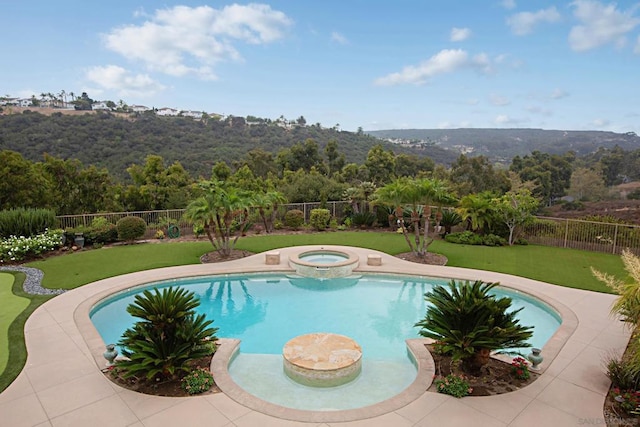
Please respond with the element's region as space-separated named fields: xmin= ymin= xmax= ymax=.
xmin=156 ymin=107 xmax=179 ymax=116
xmin=18 ymin=98 xmax=33 ymax=107
xmin=180 ymin=110 xmax=205 ymax=119
xmin=0 ymin=97 xmax=19 ymax=106
xmin=92 ymin=101 xmax=111 ymax=111
xmin=130 ymin=105 xmax=150 ymax=113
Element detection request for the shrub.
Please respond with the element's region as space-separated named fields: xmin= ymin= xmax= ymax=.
xmin=84 ymin=224 xmax=118 ymax=245
xmin=612 ymin=387 xmax=640 ymax=414
xmin=560 ymin=200 xmax=584 ymax=211
xmin=118 ymin=287 xmax=218 ymax=380
xmin=116 ymin=216 xmax=147 ymax=242
xmin=445 ymin=231 xmax=483 ymax=245
xmin=309 ymin=208 xmax=331 ymax=231
xmin=434 ymin=374 xmax=472 ymax=398
xmin=0 ymin=229 xmax=63 ymax=263
xmin=181 ymin=368 xmax=214 ymax=395
xmin=193 ymin=222 xmax=205 ymax=238
xmin=415 ymin=280 xmax=533 ymax=372
xmin=511 ymin=357 xmax=531 ymax=380
xmin=439 ymin=210 xmax=462 ymax=235
xmin=606 ymin=356 xmax=640 ymax=391
xmin=482 ymin=234 xmax=506 ymax=247
xmin=155 ymin=230 xmax=165 ymax=239
xmin=284 ymin=209 xmax=304 ymax=230
xmin=0 ymin=208 xmax=57 ymax=238
xmin=351 ymin=211 xmax=376 ymax=228
xmin=627 ymin=189 xmax=640 ymax=200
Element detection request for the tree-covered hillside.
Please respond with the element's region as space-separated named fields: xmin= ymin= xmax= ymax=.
xmin=367 ymin=128 xmax=640 ymax=164
xmin=0 ymin=111 xmax=456 ymax=180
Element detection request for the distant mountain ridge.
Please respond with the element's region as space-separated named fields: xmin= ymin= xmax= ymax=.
xmin=366 ymin=128 xmax=640 ymax=163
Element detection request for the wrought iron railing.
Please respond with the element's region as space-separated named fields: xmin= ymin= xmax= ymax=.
xmin=55 ymin=206 xmax=640 ymax=254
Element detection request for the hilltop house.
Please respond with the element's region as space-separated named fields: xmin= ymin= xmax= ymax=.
xmin=130 ymin=105 xmax=151 ymax=113
xmin=180 ymin=110 xmax=205 ymax=119
xmin=92 ymin=101 xmax=111 ymax=111
xmin=156 ymin=107 xmax=179 ymax=116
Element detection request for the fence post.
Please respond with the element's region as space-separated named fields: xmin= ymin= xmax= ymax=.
xmin=563 ymin=219 xmax=569 ymax=248
xmin=612 ymin=224 xmax=618 ymax=254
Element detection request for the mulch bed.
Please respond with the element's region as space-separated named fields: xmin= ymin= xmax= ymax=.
xmin=105 ymin=354 xmax=221 ymax=397
xmin=427 ymin=344 xmax=539 ymax=396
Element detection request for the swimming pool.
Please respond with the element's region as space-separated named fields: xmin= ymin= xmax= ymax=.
xmin=90 ymin=272 xmax=561 ymax=410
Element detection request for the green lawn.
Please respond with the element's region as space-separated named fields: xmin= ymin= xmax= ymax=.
xmin=0 ymin=273 xmax=29 ymax=374
xmin=0 ymin=272 xmax=53 ymax=392
xmin=27 ymin=232 xmax=625 ymax=293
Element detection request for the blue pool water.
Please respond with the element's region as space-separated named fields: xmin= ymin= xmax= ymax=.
xmin=90 ymin=273 xmax=561 ymax=410
xmin=299 ymin=252 xmax=349 ymax=264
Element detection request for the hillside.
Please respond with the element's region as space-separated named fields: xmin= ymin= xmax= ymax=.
xmin=367 ymin=128 xmax=640 ymax=164
xmin=0 ymin=110 xmax=456 ymax=180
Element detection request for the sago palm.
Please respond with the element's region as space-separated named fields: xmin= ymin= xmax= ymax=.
xmin=415 ymin=280 xmax=533 ymax=373
xmin=118 ymin=287 xmax=218 ymax=380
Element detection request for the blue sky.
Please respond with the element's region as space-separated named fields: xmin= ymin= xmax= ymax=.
xmin=2 ymin=1 xmax=639 ymax=133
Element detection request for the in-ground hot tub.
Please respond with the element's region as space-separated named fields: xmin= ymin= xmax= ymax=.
xmin=288 ymin=247 xmax=359 ymax=278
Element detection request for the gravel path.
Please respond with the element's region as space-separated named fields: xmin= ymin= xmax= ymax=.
xmin=0 ymin=266 xmax=66 ymax=295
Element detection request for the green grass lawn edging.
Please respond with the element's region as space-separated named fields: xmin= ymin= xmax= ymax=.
xmin=0 ymin=272 xmax=54 ymax=392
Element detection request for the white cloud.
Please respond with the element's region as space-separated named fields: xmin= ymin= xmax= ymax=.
xmin=507 ymin=7 xmax=561 ymax=35
xmin=450 ymin=27 xmax=471 ymax=42
xmin=374 ymin=49 xmax=493 ymax=86
xmin=490 ymin=94 xmax=511 ymax=106
xmin=85 ymin=65 xmax=166 ymax=96
xmin=438 ymin=121 xmax=454 ymax=129
xmin=592 ymin=118 xmax=611 ymax=127
xmin=438 ymin=120 xmax=472 ymax=129
xmin=526 ymin=105 xmax=553 ymax=116
xmin=550 ymin=88 xmax=569 ymax=99
xmin=331 ymin=31 xmax=348 ymax=44
xmin=495 ymin=114 xmax=529 ymax=125
xmin=501 ymin=0 xmax=516 ymax=10
xmin=636 ymin=35 xmax=640 ymax=53
xmin=569 ymin=0 xmax=640 ymax=51
xmin=103 ymin=4 xmax=292 ymax=79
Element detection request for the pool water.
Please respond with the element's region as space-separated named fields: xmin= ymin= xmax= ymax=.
xmin=90 ymin=273 xmax=561 ymax=410
xmin=299 ymin=252 xmax=349 ymax=264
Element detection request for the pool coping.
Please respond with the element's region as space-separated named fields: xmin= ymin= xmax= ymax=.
xmin=73 ymin=245 xmax=579 ymax=423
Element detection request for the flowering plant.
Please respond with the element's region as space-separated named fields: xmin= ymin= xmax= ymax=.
xmin=181 ymin=368 xmax=214 ymax=395
xmin=613 ymin=387 xmax=640 ymax=414
xmin=0 ymin=229 xmax=63 ymax=263
xmin=434 ymin=374 xmax=473 ymax=398
xmin=511 ymin=356 xmax=530 ymax=380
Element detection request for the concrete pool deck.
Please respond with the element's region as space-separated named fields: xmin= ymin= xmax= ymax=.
xmin=0 ymin=245 xmax=632 ymax=426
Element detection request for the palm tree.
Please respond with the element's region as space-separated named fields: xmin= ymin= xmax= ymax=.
xmin=342 ymin=187 xmax=361 ymax=214
xmin=457 ymin=192 xmax=496 ymax=233
xmin=253 ymin=190 xmax=287 ymax=233
xmin=416 ymin=280 xmax=533 ymax=373
xmin=184 ymin=180 xmax=254 ymax=257
xmin=373 ymin=178 xmax=415 ymax=251
xmin=416 ymin=178 xmax=457 ymax=255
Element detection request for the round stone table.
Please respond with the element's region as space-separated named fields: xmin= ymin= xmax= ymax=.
xmin=283 ymin=332 xmax=362 ymax=387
